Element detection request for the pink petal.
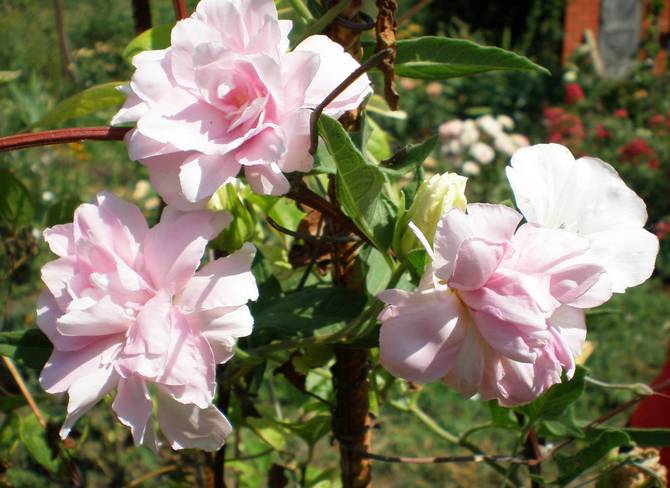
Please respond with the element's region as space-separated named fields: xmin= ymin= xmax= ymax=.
xmin=379 ymin=288 xmax=467 ymax=382
xmin=177 ymin=242 xmax=258 ymax=311
xmin=277 ymin=109 xmax=313 ymax=173
xmin=156 ymin=388 xmax=232 ymax=451
xmin=295 ymin=35 xmax=372 ymax=117
xmin=448 ymin=237 xmax=507 ymax=291
xmin=36 ymin=292 xmax=97 ymax=352
xmin=179 ymin=153 xmax=241 ymax=204
xmin=112 ymin=376 xmax=153 ymax=446
xmin=57 ymin=295 xmax=132 ymax=337
xmin=143 ymin=209 xmax=229 ymax=293
xmin=433 ymin=204 xmax=521 ymax=281
xmin=244 ymin=162 xmax=290 ymax=195
xmin=43 ymin=224 xmax=74 ymax=257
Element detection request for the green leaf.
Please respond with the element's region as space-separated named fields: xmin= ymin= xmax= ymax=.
xmin=519 ymin=366 xmax=586 ymax=422
xmin=19 ymin=415 xmax=60 ymax=473
xmin=44 ymin=197 xmax=82 ymax=227
xmin=279 ymin=415 xmax=331 ymax=446
xmin=35 ymin=82 xmax=126 ymax=128
xmin=317 ymin=114 xmax=396 ymax=250
xmin=556 ymin=429 xmax=631 ymax=485
xmin=381 ymin=136 xmax=438 ymax=175
xmin=123 ymin=24 xmax=173 ymax=63
xmin=361 ymin=247 xmax=392 ymax=296
xmin=0 ymin=70 xmax=21 ymax=84
xmin=394 ymin=36 xmax=550 ymax=80
xmin=0 ymin=329 xmax=52 ymax=370
xmin=591 ymin=427 xmax=670 ymax=447
xmin=488 ymin=401 xmax=518 ymax=428
xmin=251 ymin=287 xmax=366 ymax=343
xmin=0 ymin=170 xmax=34 ymax=232
xmin=364 ymin=117 xmax=392 ymax=163
xmin=246 ymin=417 xmax=288 ymax=451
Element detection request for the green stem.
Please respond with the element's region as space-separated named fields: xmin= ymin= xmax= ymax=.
xmin=287 ymin=0 xmax=314 ymax=20
xmin=298 ymin=0 xmax=353 ymax=42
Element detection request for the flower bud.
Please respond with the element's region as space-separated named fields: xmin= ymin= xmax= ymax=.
xmin=396 ymin=173 xmax=467 ymax=258
xmin=208 ymin=180 xmax=256 ymax=253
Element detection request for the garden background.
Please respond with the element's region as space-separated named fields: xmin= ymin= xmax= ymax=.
xmin=1 ymin=0 xmax=670 ymax=486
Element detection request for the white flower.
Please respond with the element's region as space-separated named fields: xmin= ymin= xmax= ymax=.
xmin=42 ymin=191 xmax=54 ymax=202
xmin=460 ymin=120 xmax=479 ymax=146
xmin=506 ymin=144 xmax=659 ymax=293
xmin=470 ymin=142 xmax=495 ymax=165
xmin=443 ymin=139 xmax=463 ymax=156
xmin=563 ymin=71 xmax=578 ymax=82
xmin=510 ymin=134 xmax=530 ymax=148
xmin=462 ymin=161 xmax=480 ymax=175
xmin=439 ymin=120 xmax=464 ymax=140
xmin=132 ymin=180 xmax=152 ymax=201
xmin=496 ymin=115 xmax=514 ymax=130
xmin=494 ymin=133 xmax=517 ymax=156
xmin=477 ymin=115 xmax=503 ymax=137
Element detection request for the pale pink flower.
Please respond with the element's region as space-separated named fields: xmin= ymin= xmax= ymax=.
xmin=379 ymin=204 xmax=612 ymax=406
xmin=112 ymin=0 xmax=372 ymax=209
xmin=37 ymin=193 xmax=258 ymax=450
xmin=438 ymin=120 xmax=464 ymax=140
xmin=506 ymin=144 xmax=659 ymax=293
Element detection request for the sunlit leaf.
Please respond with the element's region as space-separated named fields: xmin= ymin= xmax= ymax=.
xmin=35 ymin=82 xmax=126 ymax=128
xmin=122 ymin=24 xmax=173 ymax=63
xmin=394 ymin=36 xmax=550 ymax=80
xmin=317 ymin=114 xmax=396 ymax=250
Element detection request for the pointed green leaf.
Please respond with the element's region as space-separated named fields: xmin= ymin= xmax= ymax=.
xmin=518 ymin=366 xmax=586 ymax=422
xmin=381 ymin=136 xmax=438 ymax=175
xmin=123 ymin=24 xmax=173 ymax=63
xmin=35 ymin=82 xmax=126 ymax=128
xmin=317 ymin=114 xmax=395 ymax=250
xmin=556 ymin=429 xmax=631 ymax=485
xmin=394 ymin=36 xmax=550 ymax=80
xmin=251 ymin=287 xmax=366 ymax=343
xmin=19 ymin=415 xmax=60 ymax=473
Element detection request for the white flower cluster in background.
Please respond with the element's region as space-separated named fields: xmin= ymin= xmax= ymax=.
xmin=438 ymin=115 xmax=529 ymax=176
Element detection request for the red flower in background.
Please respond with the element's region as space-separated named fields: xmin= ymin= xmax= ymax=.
xmin=595 ymin=123 xmax=609 ymax=140
xmin=615 ymin=108 xmax=629 ymax=119
xmin=656 ymin=219 xmax=670 ymax=240
xmin=649 ymin=114 xmax=666 ymax=127
xmin=543 ymin=107 xmax=585 ymax=146
xmin=619 ymin=138 xmax=656 ymax=165
xmin=564 ymin=83 xmax=584 ymax=105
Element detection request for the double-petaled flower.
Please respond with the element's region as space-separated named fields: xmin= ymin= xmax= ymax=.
xmin=113 ymin=0 xmax=372 ymax=209
xmin=38 ymin=193 xmax=258 ymax=450
xmin=379 ymin=144 xmax=658 ymax=405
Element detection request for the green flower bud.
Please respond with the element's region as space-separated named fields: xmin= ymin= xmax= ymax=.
xmin=397 ymin=172 xmax=467 ymax=258
xmin=208 ymin=180 xmax=255 ymax=253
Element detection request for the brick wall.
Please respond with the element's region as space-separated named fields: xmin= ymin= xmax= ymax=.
xmin=562 ymin=0 xmax=601 ymax=64
xmin=562 ymin=0 xmax=670 ymax=71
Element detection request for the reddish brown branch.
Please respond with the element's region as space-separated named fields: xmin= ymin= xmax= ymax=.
xmin=0 ymin=127 xmax=131 ymax=153
xmin=285 ymin=184 xmax=371 ymax=245
xmin=172 ymin=0 xmax=188 ymax=20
